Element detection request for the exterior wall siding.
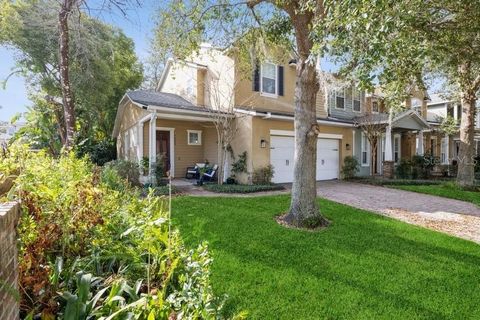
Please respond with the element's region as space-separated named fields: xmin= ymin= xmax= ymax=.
xmin=328 ymin=87 xmax=365 ymax=120
xmin=250 ymin=117 xmax=354 ymax=178
xmin=155 ymin=119 xmax=214 ymax=178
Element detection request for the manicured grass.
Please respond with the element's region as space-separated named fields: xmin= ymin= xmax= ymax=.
xmin=391 ymin=184 xmax=480 ymax=207
xmin=172 ymin=196 xmax=480 ymax=319
xmin=202 ymin=183 xmax=284 ymax=193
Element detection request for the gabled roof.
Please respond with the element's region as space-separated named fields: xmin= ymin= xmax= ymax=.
xmin=112 ymin=90 xmax=224 ymax=138
xmin=354 ymin=109 xmax=430 ymax=130
xmin=126 ymin=90 xmax=196 ymax=110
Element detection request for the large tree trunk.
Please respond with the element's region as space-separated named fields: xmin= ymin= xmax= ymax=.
xmin=58 ymin=0 xmax=76 ymax=149
xmin=456 ymin=90 xmax=476 ymax=186
xmin=284 ymin=58 xmax=328 ymax=228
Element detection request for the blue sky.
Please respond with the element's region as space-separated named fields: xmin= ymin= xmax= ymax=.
xmin=0 ymin=0 xmax=158 ymax=121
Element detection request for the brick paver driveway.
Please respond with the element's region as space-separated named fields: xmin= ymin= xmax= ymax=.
xmin=316 ymin=180 xmax=480 ymax=216
xmin=316 ymin=180 xmax=480 ymax=243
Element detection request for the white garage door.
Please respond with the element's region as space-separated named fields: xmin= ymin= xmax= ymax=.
xmin=270 ymin=135 xmax=339 ymax=183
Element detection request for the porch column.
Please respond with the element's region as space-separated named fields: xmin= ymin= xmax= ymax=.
xmin=148 ymin=112 xmax=157 ymax=176
xmin=137 ymin=121 xmax=144 ymax=163
xmin=383 ymin=124 xmax=394 ymax=178
xmin=416 ymin=130 xmax=424 ymax=155
xmin=384 ymin=125 xmax=393 ymax=161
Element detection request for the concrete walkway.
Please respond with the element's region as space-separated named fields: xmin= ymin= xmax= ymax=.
xmin=174 ymin=179 xmax=480 ymax=243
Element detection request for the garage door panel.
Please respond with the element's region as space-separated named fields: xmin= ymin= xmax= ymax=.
xmin=270 ymin=136 xmax=295 ymax=183
xmin=270 ymin=135 xmax=339 ymax=183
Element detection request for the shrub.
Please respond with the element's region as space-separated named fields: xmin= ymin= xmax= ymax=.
xmin=203 ymin=183 xmax=284 ymax=193
xmin=6 ymin=147 xmax=225 ymax=318
xmin=76 ymin=139 xmax=116 ymax=166
xmin=252 ymin=165 xmax=274 ymax=184
xmin=231 ymin=151 xmax=248 ymax=177
xmin=103 ymin=159 xmax=140 ymax=186
xmin=395 ymin=159 xmax=412 ymax=179
xmin=341 ymin=156 xmax=359 ymax=179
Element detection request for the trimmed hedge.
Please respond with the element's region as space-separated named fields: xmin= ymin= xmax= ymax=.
xmin=203 ymin=184 xmax=285 ymax=193
xmin=349 ymin=177 xmax=450 ymax=186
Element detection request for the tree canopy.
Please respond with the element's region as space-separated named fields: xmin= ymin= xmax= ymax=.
xmin=0 ymin=0 xmax=143 ymax=154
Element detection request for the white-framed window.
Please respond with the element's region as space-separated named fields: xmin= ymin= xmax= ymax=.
xmin=335 ymin=89 xmax=345 ymax=109
xmin=353 ymin=87 xmax=361 ymax=112
xmin=441 ymin=137 xmax=448 ymax=164
xmin=372 ymin=101 xmax=379 ymax=113
xmin=187 ymin=130 xmax=202 ymax=145
xmin=394 ymin=135 xmax=401 ymax=164
xmin=361 ymin=132 xmax=370 ymax=166
xmin=260 ymin=62 xmax=277 ymax=96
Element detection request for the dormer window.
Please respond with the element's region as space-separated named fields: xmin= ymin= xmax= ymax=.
xmin=261 ymin=62 xmax=277 ymax=96
xmin=372 ymin=101 xmax=379 ymax=113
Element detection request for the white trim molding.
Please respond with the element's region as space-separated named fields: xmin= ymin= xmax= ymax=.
xmin=156 ymin=127 xmax=176 ymax=178
xmin=270 ymin=130 xmax=343 ymax=140
xmin=187 ymin=129 xmax=202 ymax=145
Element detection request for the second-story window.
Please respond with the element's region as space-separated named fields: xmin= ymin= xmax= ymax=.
xmin=335 ymin=89 xmax=345 ymax=109
xmin=261 ymin=62 xmax=277 ymax=96
xmin=353 ymin=87 xmax=361 ymax=112
xmin=372 ymin=101 xmax=379 ymax=113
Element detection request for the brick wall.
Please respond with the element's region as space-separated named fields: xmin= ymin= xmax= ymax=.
xmin=0 ymin=202 xmax=20 ymax=320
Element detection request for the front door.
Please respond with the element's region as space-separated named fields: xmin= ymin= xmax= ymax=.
xmin=156 ymin=131 xmax=171 ymax=175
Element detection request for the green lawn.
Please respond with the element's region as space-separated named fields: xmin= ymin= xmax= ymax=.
xmin=172 ymin=196 xmax=480 ymax=319
xmin=390 ymin=184 xmax=480 ymax=207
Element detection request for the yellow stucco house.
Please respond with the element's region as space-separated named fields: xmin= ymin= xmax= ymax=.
xmin=112 ymin=43 xmax=433 ymax=183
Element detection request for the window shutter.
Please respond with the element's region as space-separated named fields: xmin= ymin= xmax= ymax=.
xmin=252 ymin=64 xmax=260 ymax=92
xmin=278 ymin=65 xmax=284 ymax=96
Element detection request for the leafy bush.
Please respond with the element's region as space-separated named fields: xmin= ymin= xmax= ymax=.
xmin=203 ymin=184 xmax=284 ymax=193
xmin=252 ymin=165 xmax=274 ymax=184
xmin=395 ymin=159 xmax=412 ymax=179
xmin=341 ymin=156 xmax=359 ymax=179
xmin=76 ymin=139 xmax=117 ymax=166
xmin=231 ymin=151 xmax=248 ymax=176
xmin=351 ymin=176 xmax=448 ymax=186
xmin=102 ymin=159 xmax=140 ymax=186
xmin=5 ymin=146 xmax=225 ymax=318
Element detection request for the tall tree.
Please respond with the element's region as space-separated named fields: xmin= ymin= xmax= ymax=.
xmin=1 ymin=0 xmax=140 ymax=149
xmin=154 ymin=1 xmax=336 ymax=228
xmin=328 ymin=0 xmax=480 ymax=186
xmin=58 ymin=0 xmax=76 ymax=148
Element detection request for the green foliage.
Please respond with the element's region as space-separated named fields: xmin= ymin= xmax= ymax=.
xmin=394 ymin=155 xmax=437 ymax=179
xmin=351 ymin=177 xmax=447 ymax=186
xmin=231 ymin=151 xmax=248 ymax=176
xmin=173 ymin=196 xmax=480 ymax=319
xmin=203 ymin=184 xmax=284 ymax=194
xmin=102 ymin=159 xmax=140 ymax=186
xmin=391 ymin=183 xmax=480 ymax=207
xmin=1 ymin=0 xmax=143 ymax=152
xmin=252 ymin=165 xmax=274 ymax=185
xmin=395 ymin=159 xmax=412 ymax=179
xmin=341 ymin=156 xmax=359 ymax=179
xmin=76 ymin=139 xmax=117 ymax=166
xmin=4 ymin=144 xmax=225 ymax=318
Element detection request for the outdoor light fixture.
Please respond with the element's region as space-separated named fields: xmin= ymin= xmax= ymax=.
xmin=260 ymin=139 xmax=267 ymax=148
xmin=346 ymin=143 xmax=351 ymax=150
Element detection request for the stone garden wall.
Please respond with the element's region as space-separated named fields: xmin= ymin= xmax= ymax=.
xmin=0 ymin=191 xmax=20 ymax=320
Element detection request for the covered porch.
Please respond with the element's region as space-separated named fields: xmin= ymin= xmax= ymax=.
xmin=137 ymin=108 xmax=220 ymax=179
xmin=356 ymin=109 xmax=431 ymax=177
